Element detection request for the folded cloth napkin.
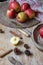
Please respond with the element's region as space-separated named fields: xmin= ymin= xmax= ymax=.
xmin=10 ymin=0 xmax=43 ymax=22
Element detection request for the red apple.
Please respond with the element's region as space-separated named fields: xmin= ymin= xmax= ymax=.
xmin=21 ymin=3 xmax=30 ymax=11
xmin=7 ymin=9 xmax=16 ymax=18
xmin=16 ymin=12 xmax=28 ymax=23
xmin=39 ymin=27 xmax=43 ymax=38
xmin=24 ymin=8 xmax=35 ymax=19
xmin=9 ymin=1 xmax=21 ymax=12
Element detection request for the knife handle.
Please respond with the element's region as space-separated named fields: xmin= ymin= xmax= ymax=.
xmin=8 ymin=56 xmax=23 ymax=65
xmin=8 ymin=56 xmax=16 ymax=64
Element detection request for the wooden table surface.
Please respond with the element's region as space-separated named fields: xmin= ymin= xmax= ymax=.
xmin=0 ymin=23 xmax=43 ymax=65
xmin=0 ymin=0 xmax=43 ymax=65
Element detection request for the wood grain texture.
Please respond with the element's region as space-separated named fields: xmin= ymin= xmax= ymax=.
xmin=0 ymin=23 xmax=43 ymax=65
xmin=0 ymin=1 xmax=43 ymax=65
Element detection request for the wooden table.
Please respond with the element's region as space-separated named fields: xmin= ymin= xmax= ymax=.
xmin=0 ymin=0 xmax=43 ymax=65
xmin=0 ymin=23 xmax=43 ymax=65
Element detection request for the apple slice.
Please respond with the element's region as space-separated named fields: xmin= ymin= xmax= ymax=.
xmin=10 ymin=36 xmax=20 ymax=46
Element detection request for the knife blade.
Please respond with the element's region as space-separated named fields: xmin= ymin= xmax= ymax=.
xmin=8 ymin=56 xmax=16 ymax=64
xmin=8 ymin=56 xmax=24 ymax=65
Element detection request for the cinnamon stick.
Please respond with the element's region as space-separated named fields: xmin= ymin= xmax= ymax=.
xmin=0 ymin=49 xmax=13 ymax=58
xmin=9 ymin=31 xmax=22 ymax=39
xmin=18 ymin=29 xmax=29 ymax=37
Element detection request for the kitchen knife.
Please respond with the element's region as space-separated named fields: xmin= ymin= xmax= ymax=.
xmin=8 ymin=56 xmax=24 ymax=65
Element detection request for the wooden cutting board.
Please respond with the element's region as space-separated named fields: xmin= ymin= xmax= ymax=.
xmin=0 ymin=1 xmax=40 ymax=28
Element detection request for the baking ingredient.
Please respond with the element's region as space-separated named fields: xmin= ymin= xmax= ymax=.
xmin=9 ymin=31 xmax=22 ymax=39
xmin=0 ymin=49 xmax=13 ymax=58
xmin=16 ymin=12 xmax=28 ymax=23
xmin=9 ymin=1 xmax=21 ymax=12
xmin=14 ymin=48 xmax=23 ymax=55
xmin=39 ymin=27 xmax=43 ymax=38
xmin=24 ymin=44 xmax=30 ymax=49
xmin=24 ymin=50 xmax=32 ymax=56
xmin=7 ymin=9 xmax=16 ymax=18
xmin=24 ymin=8 xmax=35 ymax=19
xmin=21 ymin=3 xmax=30 ymax=11
xmin=10 ymin=36 xmax=20 ymax=46
xmin=18 ymin=29 xmax=29 ymax=37
xmin=0 ymin=29 xmax=4 ymax=33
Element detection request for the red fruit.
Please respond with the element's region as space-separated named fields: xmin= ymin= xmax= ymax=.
xmin=21 ymin=3 xmax=30 ymax=12
xmin=24 ymin=8 xmax=35 ymax=19
xmin=7 ymin=9 xmax=16 ymax=18
xmin=39 ymin=27 xmax=43 ymax=38
xmin=9 ymin=1 xmax=21 ymax=12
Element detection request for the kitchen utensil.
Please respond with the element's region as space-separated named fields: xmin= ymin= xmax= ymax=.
xmin=8 ymin=56 xmax=23 ymax=65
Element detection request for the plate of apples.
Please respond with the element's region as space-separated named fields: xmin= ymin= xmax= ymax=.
xmin=0 ymin=1 xmax=40 ymax=28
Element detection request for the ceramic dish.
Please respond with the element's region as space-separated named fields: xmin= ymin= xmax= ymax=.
xmin=0 ymin=1 xmax=40 ymax=28
xmin=33 ymin=23 xmax=43 ymax=51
